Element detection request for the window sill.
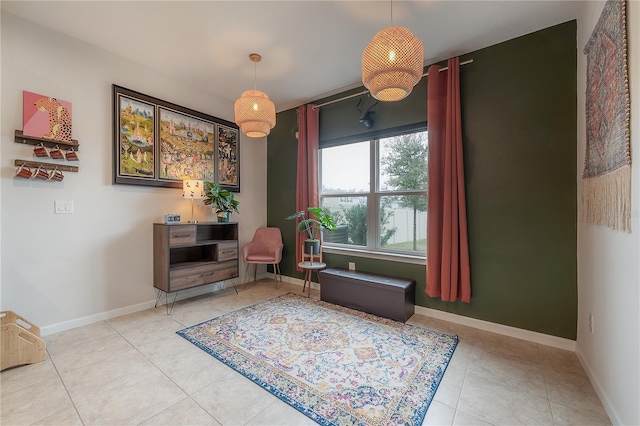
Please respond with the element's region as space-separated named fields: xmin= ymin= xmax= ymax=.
xmin=322 ymin=246 xmax=426 ymax=266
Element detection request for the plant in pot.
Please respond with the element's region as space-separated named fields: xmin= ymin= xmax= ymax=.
xmin=203 ymin=181 xmax=239 ymax=222
xmin=286 ymin=207 xmax=336 ymax=255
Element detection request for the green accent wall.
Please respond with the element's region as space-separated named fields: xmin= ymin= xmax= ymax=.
xmin=267 ymin=21 xmax=577 ymax=339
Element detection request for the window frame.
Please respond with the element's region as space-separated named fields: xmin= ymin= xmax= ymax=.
xmin=319 ymin=124 xmax=428 ymax=262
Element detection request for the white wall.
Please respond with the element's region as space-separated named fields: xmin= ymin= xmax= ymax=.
xmin=0 ymin=13 xmax=267 ymax=334
xmin=576 ymin=2 xmax=640 ymax=425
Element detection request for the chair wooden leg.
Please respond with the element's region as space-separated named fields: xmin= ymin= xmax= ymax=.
xmin=253 ymin=263 xmax=257 ymax=283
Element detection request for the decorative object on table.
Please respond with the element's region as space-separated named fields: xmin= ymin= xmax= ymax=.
xmin=177 ymin=293 xmax=458 ymax=426
xmin=241 ymin=227 xmax=284 ymax=287
xmin=234 ymin=53 xmax=276 ymax=138
xmin=23 ymin=91 xmax=73 ymax=143
xmin=112 ymin=85 xmax=238 ymax=189
xmin=286 ymin=207 xmax=336 ymax=256
xmin=163 ymin=214 xmax=181 ymax=224
xmin=361 ymin=2 xmax=424 ymax=102
xmin=182 ymin=180 xmax=205 ymax=223
xmin=582 ymin=0 xmax=631 ymax=233
xmin=203 ymin=181 xmax=239 ymax=222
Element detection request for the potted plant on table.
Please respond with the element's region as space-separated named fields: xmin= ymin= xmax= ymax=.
xmin=203 ymin=181 xmax=239 ymax=222
xmin=286 ymin=207 xmax=336 ymax=255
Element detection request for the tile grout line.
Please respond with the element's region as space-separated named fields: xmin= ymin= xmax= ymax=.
xmin=124 ymin=323 xmax=224 ymax=425
xmin=450 ymin=338 xmax=474 ymax=425
xmin=45 ymin=346 xmax=86 ymax=426
xmin=8 ymin=283 xmax=605 ymax=426
xmin=536 ymin=343 xmax=560 ymax=426
xmin=106 ymin=319 xmax=198 ymax=425
xmin=49 ymin=319 xmax=141 ymax=424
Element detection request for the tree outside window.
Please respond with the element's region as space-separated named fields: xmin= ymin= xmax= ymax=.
xmin=320 ymin=127 xmax=428 ymax=255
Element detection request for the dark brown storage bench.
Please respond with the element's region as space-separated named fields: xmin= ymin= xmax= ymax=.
xmin=318 ymin=268 xmax=415 ymax=322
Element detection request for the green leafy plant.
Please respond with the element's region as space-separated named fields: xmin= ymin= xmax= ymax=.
xmin=203 ymin=181 xmax=239 ymax=217
xmin=286 ymin=207 xmax=336 ymax=241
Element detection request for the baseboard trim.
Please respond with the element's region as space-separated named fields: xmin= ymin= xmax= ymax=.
xmin=280 ymin=274 xmax=318 ymax=289
xmin=41 ymin=300 xmax=156 ymax=336
xmin=414 ymin=306 xmax=576 ymax=350
xmin=40 ymin=280 xmax=232 ymax=336
xmin=283 ymin=274 xmax=575 ymax=350
xmin=575 ymin=344 xmax=621 ymax=425
xmin=41 ymin=276 xmax=573 ymax=354
xmin=282 ymin=275 xmax=574 ymax=350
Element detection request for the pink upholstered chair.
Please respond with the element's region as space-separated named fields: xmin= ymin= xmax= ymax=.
xmin=241 ymin=227 xmax=284 ymax=287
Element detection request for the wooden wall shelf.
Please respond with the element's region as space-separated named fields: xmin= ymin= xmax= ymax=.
xmin=15 ymin=130 xmax=79 ymax=150
xmin=14 ymin=159 xmax=79 ymax=173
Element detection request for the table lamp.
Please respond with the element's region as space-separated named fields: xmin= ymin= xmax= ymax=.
xmin=183 ymin=180 xmax=205 ymax=223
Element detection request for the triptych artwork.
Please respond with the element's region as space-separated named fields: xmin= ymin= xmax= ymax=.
xmin=113 ymin=85 xmax=240 ymax=191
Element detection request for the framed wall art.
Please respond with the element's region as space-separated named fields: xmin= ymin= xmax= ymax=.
xmin=23 ymin=90 xmax=73 ymax=142
xmin=216 ymin=124 xmax=240 ymax=191
xmin=113 ymin=85 xmax=239 ymax=190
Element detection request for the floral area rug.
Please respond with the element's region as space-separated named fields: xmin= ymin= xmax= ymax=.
xmin=177 ymin=293 xmax=458 ymax=425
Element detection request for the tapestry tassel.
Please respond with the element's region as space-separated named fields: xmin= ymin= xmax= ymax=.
xmin=581 ymin=165 xmax=632 ymax=233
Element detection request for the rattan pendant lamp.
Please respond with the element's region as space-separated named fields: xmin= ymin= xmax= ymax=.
xmin=234 ymin=53 xmax=276 ymax=138
xmin=362 ymin=1 xmax=424 ymax=102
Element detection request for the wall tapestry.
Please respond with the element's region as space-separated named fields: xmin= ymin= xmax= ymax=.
xmin=113 ymin=85 xmax=239 ymax=191
xmin=23 ymin=91 xmax=73 ymax=143
xmin=582 ymin=0 xmax=631 ymax=232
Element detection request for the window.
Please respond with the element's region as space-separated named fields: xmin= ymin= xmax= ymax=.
xmin=319 ymin=127 xmax=428 ymax=256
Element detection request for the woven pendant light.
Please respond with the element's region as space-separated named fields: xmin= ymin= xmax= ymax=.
xmin=234 ymin=54 xmax=276 ymax=138
xmin=362 ymin=23 xmax=424 ymax=102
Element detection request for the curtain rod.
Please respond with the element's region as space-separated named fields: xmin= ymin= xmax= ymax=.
xmin=312 ymin=59 xmax=473 ymax=110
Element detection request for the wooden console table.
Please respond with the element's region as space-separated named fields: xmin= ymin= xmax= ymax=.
xmin=153 ymin=222 xmax=239 ymax=313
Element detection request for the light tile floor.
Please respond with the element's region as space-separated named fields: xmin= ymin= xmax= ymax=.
xmin=1 ymin=280 xmax=611 ymax=425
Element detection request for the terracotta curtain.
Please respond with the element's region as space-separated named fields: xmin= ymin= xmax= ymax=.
xmin=295 ymin=104 xmax=319 ymax=271
xmin=425 ymin=57 xmax=471 ymax=303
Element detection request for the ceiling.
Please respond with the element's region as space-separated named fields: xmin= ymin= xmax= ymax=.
xmin=1 ymin=1 xmax=582 ymax=112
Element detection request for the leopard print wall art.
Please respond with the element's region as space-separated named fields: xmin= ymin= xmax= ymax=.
xmin=22 ymin=91 xmax=73 ymax=143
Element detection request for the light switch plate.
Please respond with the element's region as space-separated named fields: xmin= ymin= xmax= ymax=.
xmin=55 ymin=200 xmax=74 ymax=214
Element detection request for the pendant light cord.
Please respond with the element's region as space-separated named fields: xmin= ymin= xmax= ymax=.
xmin=254 ymin=61 xmax=257 ymax=90
xmin=390 ymin=0 xmax=393 ymax=26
